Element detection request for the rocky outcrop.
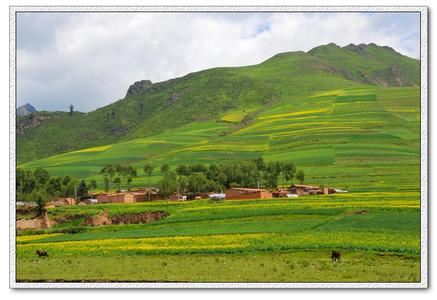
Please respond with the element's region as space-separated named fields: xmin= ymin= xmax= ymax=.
xmin=111 ymin=211 xmax=168 ymax=225
xmin=82 ymin=208 xmax=112 ymax=227
xmin=82 ymin=209 xmax=168 ymax=227
xmin=16 ymin=210 xmax=53 ymax=230
xmin=17 ymin=103 xmax=36 ymax=117
xmin=16 ymin=113 xmax=58 ymax=135
xmin=126 ymin=80 xmax=153 ymax=97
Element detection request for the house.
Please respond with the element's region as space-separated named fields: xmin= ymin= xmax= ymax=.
xmin=96 ymin=192 xmax=130 ymax=203
xmin=289 ymin=184 xmax=336 ymax=196
xmin=225 ymin=188 xmax=272 ymax=200
xmin=272 ymin=190 xmax=289 ymax=198
xmin=84 ymin=198 xmax=98 ymax=205
xmin=124 ymin=191 xmax=148 ymax=202
xmin=169 ymin=193 xmax=186 ymax=201
xmin=53 ymin=197 xmax=76 ymax=207
xmin=96 ymin=188 xmax=160 ymax=203
xmin=142 ymin=188 xmax=160 ymax=201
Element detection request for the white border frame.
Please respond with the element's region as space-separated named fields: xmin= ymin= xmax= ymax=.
xmin=9 ymin=5 xmax=428 ymax=289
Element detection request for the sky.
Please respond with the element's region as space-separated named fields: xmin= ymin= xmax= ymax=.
xmin=16 ymin=12 xmax=421 ymax=112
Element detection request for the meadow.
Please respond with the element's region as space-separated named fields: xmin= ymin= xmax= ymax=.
xmin=16 ymin=192 xmax=421 ymax=282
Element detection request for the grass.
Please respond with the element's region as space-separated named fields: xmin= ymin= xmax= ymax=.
xmin=17 ymin=251 xmax=420 ymax=283
xmin=16 ymin=192 xmax=421 ymax=282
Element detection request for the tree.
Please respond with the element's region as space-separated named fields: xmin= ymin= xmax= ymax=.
xmin=282 ymin=162 xmax=296 ymax=186
xmin=161 ymin=164 xmax=170 ymax=175
xmin=178 ymin=176 xmax=189 ymax=194
xmin=191 ymin=163 xmax=207 ymax=173
xmin=296 ymin=170 xmax=305 ymax=184
xmin=33 ymin=168 xmax=50 ymax=186
xmin=89 ymin=179 xmax=97 ymax=192
xmin=63 ymin=181 xmax=76 ymax=198
xmin=77 ymin=180 xmax=88 ymax=200
xmin=103 ymin=177 xmax=110 ymax=192
xmin=176 ymin=164 xmax=191 ymax=176
xmin=46 ymin=177 xmax=62 ymax=197
xmin=252 ymin=157 xmax=265 ymax=188
xmin=143 ymin=164 xmax=154 ymax=201
xmin=100 ymin=164 xmax=116 ymax=192
xmin=123 ymin=166 xmax=137 ymax=190
xmin=16 ymin=169 xmax=36 ymax=201
xmin=157 ymin=172 xmax=177 ymax=200
xmin=69 ymin=105 xmax=74 ymax=115
xmin=113 ymin=177 xmax=121 ymax=192
xmin=62 ymin=176 xmax=72 ymax=186
xmin=31 ymin=189 xmax=47 ymax=216
xmin=263 ymin=162 xmax=280 ymax=189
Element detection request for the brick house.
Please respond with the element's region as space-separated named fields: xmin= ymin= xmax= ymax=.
xmin=225 ymin=188 xmax=272 ymax=200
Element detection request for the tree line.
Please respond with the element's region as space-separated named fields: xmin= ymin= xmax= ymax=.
xmin=100 ymin=157 xmax=305 ymax=199
xmin=16 ymin=168 xmax=97 ymax=214
xmin=17 ymin=158 xmax=305 ymax=207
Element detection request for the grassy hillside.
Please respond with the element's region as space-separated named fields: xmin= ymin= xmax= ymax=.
xmin=20 ymin=85 xmax=420 ymax=193
xmin=17 ymin=43 xmax=419 ymax=164
xmin=308 ymin=43 xmax=420 ymax=86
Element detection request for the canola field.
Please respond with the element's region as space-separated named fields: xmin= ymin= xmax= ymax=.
xmin=16 ymin=192 xmax=421 ymax=282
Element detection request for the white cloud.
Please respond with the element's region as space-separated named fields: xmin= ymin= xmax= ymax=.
xmin=16 ymin=12 xmax=420 ymax=112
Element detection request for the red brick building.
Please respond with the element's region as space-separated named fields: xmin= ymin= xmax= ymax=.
xmin=225 ymin=188 xmax=272 ymax=200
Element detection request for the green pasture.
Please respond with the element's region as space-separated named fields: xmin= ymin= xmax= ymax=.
xmin=16 ymin=192 xmax=420 ymax=282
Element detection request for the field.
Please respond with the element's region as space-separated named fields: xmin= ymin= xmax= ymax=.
xmin=16 ymin=192 xmax=421 ymax=282
xmin=18 ymin=86 xmax=420 ymax=194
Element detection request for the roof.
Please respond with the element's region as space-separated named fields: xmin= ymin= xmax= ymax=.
xmin=227 ymin=187 xmax=269 ymax=193
xmin=290 ymin=184 xmax=321 ymax=189
xmin=272 ymin=190 xmax=288 ymax=194
xmin=128 ymin=192 xmax=147 ymax=196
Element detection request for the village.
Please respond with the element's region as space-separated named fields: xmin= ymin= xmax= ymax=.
xmin=32 ymin=183 xmax=340 ymax=208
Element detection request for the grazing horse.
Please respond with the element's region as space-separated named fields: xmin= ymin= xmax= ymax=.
xmin=36 ymin=250 xmax=48 ymax=257
xmin=331 ymin=250 xmax=341 ymax=262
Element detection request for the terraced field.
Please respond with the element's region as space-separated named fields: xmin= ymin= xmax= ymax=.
xmin=19 ymin=86 xmax=421 ymax=193
xmin=16 ymin=192 xmax=420 ymax=282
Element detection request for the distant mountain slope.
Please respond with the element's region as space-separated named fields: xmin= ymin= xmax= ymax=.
xmin=16 ymin=43 xmax=420 ymax=164
xmin=16 ymin=103 xmax=36 ymax=117
xmin=308 ymin=43 xmax=419 ymax=87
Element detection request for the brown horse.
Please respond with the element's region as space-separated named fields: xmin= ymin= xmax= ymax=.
xmin=331 ymin=250 xmax=341 ymax=262
xmin=36 ymin=250 xmax=48 ymax=257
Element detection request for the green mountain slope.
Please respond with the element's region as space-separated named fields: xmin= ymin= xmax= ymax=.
xmin=20 ymin=84 xmax=420 ymax=192
xmin=17 ymin=43 xmax=419 ymax=165
xmin=308 ymin=43 xmax=420 ymax=86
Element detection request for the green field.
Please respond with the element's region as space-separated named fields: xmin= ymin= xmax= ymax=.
xmin=16 ymin=192 xmax=420 ymax=282
xmin=19 ymin=86 xmax=420 ymax=194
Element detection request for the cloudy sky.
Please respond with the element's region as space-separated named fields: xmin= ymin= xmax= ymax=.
xmin=17 ymin=12 xmax=420 ymax=112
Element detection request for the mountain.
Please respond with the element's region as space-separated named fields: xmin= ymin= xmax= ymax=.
xmin=308 ymin=43 xmax=419 ymax=86
xmin=16 ymin=103 xmax=36 ymax=117
xmin=17 ymin=43 xmax=420 ymax=167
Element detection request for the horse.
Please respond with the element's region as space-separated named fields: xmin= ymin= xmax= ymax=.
xmin=331 ymin=250 xmax=341 ymax=262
